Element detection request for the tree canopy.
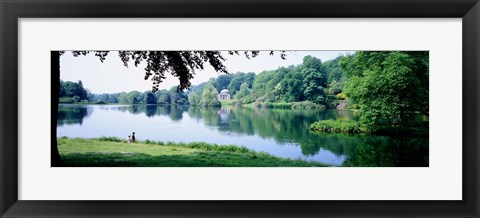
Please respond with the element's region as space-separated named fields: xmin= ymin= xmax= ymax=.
xmin=340 ymin=51 xmax=429 ymax=128
xmin=59 ymin=80 xmax=89 ymax=103
xmin=64 ymin=51 xmax=286 ymax=92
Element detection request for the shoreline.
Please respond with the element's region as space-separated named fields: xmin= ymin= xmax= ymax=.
xmin=57 ymin=137 xmax=329 ymax=167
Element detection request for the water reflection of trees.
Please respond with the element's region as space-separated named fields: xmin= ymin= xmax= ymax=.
xmin=311 ymin=133 xmax=428 ymax=167
xmin=145 ymin=105 xmax=157 ymax=117
xmin=57 ymin=106 xmax=92 ymax=126
xmin=185 ymin=106 xmax=428 ymax=167
xmin=113 ymin=105 xmax=188 ymax=121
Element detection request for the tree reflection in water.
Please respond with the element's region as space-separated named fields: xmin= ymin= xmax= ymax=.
xmin=57 ymin=105 xmax=92 ymax=126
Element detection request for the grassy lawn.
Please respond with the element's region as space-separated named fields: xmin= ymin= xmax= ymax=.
xmin=57 ymin=137 xmax=328 ymax=167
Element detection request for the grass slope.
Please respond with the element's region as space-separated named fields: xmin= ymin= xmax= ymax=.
xmin=57 ymin=137 xmax=327 ymax=167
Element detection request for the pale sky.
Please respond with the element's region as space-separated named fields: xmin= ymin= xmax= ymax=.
xmin=60 ymin=51 xmax=353 ymax=93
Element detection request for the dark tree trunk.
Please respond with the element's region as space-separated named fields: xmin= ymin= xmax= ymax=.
xmin=51 ymin=51 xmax=63 ymax=166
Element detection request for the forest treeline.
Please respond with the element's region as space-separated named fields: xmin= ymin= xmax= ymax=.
xmin=59 ymin=81 xmax=189 ymax=105
xmin=60 ymin=51 xmax=428 ymax=132
xmin=187 ymin=55 xmax=348 ymax=109
xmin=59 ymin=54 xmax=345 ymax=108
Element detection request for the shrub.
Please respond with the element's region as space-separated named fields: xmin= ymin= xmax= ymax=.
xmin=310 ymin=120 xmax=367 ymax=134
xmin=336 ymin=92 xmax=347 ymax=100
xmin=59 ymin=97 xmax=74 ymax=104
xmin=203 ymin=101 xmax=221 ymax=107
xmin=264 ymin=102 xmax=293 ymax=109
xmin=348 ymin=104 xmax=360 ymax=109
xmin=243 ymin=96 xmax=255 ymax=104
xmin=72 ymin=96 xmax=81 ymax=103
xmin=97 ymin=136 xmax=123 ymax=142
xmin=231 ymin=100 xmax=243 ymax=107
xmin=291 ymin=101 xmax=325 ymax=110
xmin=220 ymin=100 xmax=234 ymax=106
xmin=326 ymin=98 xmax=340 ymax=109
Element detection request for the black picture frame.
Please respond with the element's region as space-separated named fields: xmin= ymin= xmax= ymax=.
xmin=1 ymin=0 xmax=479 ymax=217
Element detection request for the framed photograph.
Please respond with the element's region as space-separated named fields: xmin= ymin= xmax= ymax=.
xmin=1 ymin=0 xmax=479 ymax=217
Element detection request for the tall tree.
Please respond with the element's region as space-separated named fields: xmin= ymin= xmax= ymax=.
xmin=302 ymin=55 xmax=327 ymax=87
xmin=157 ymin=90 xmax=171 ymax=104
xmin=188 ymin=92 xmax=200 ymax=105
xmin=67 ymin=51 xmax=286 ymax=91
xmin=60 ymin=80 xmax=89 ymax=101
xmin=200 ymin=82 xmax=221 ymax=107
xmin=52 ymin=52 xmax=63 ymax=166
xmin=234 ymin=82 xmax=251 ymax=100
xmin=302 ymin=68 xmax=326 ymax=104
xmin=145 ymin=92 xmax=157 ymax=104
xmin=227 ymin=72 xmax=246 ymax=95
xmin=341 ymin=51 xmax=429 ymax=128
xmin=213 ymin=74 xmax=232 ymax=92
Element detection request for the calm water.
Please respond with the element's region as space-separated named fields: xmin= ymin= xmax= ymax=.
xmin=57 ymin=104 xmax=429 ymax=167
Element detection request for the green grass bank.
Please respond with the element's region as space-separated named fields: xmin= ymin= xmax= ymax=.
xmin=310 ymin=119 xmax=428 ymax=136
xmin=57 ymin=137 xmax=328 ymax=167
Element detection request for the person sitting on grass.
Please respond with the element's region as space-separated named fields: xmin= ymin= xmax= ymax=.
xmin=132 ymin=132 xmax=136 ymax=142
xmin=127 ymin=135 xmax=132 ymax=143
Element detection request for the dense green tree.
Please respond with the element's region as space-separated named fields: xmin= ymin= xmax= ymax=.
xmin=128 ymin=91 xmax=142 ymax=104
xmin=97 ymin=94 xmax=110 ymax=103
xmin=60 ymin=80 xmax=89 ymax=100
xmin=169 ymin=86 xmax=189 ymax=105
xmin=328 ymin=80 xmax=343 ymax=95
xmin=118 ymin=92 xmax=128 ymax=104
xmin=302 ymin=56 xmax=327 ymax=87
xmin=251 ymin=71 xmax=275 ymax=98
xmin=281 ymin=70 xmax=305 ymax=102
xmin=213 ymin=74 xmax=232 ymax=92
xmin=227 ymin=73 xmax=245 ymax=95
xmin=188 ymin=92 xmax=200 ymax=105
xmin=189 ymin=83 xmax=206 ymax=94
xmin=59 ymin=80 xmax=66 ymax=97
xmin=169 ymin=87 xmax=180 ymax=105
xmin=234 ymin=82 xmax=251 ymax=100
xmin=341 ymin=51 xmax=429 ymax=128
xmin=302 ymin=68 xmax=326 ymax=104
xmin=247 ymin=59 xmax=327 ymax=104
xmin=227 ymin=72 xmax=256 ymax=95
xmin=108 ymin=93 xmax=120 ymax=103
xmin=71 ymin=96 xmax=81 ymax=103
xmin=87 ymin=91 xmax=97 ymax=102
xmin=154 ymin=90 xmax=169 ymax=104
xmin=244 ymin=72 xmax=256 ymax=88
xmin=145 ymin=92 xmax=157 ymax=104
xmin=324 ymin=56 xmax=345 ymax=85
xmin=302 ymin=56 xmax=323 ymax=73
xmin=199 ymin=82 xmax=221 ymax=107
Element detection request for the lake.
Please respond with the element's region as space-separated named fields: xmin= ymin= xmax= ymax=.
xmin=57 ymin=104 xmax=429 ymax=167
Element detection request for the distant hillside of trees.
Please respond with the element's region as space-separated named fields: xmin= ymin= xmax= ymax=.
xmin=59 ymin=80 xmax=189 ymax=105
xmin=88 ymin=86 xmax=189 ymax=105
xmin=186 ymin=55 xmax=348 ymax=109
